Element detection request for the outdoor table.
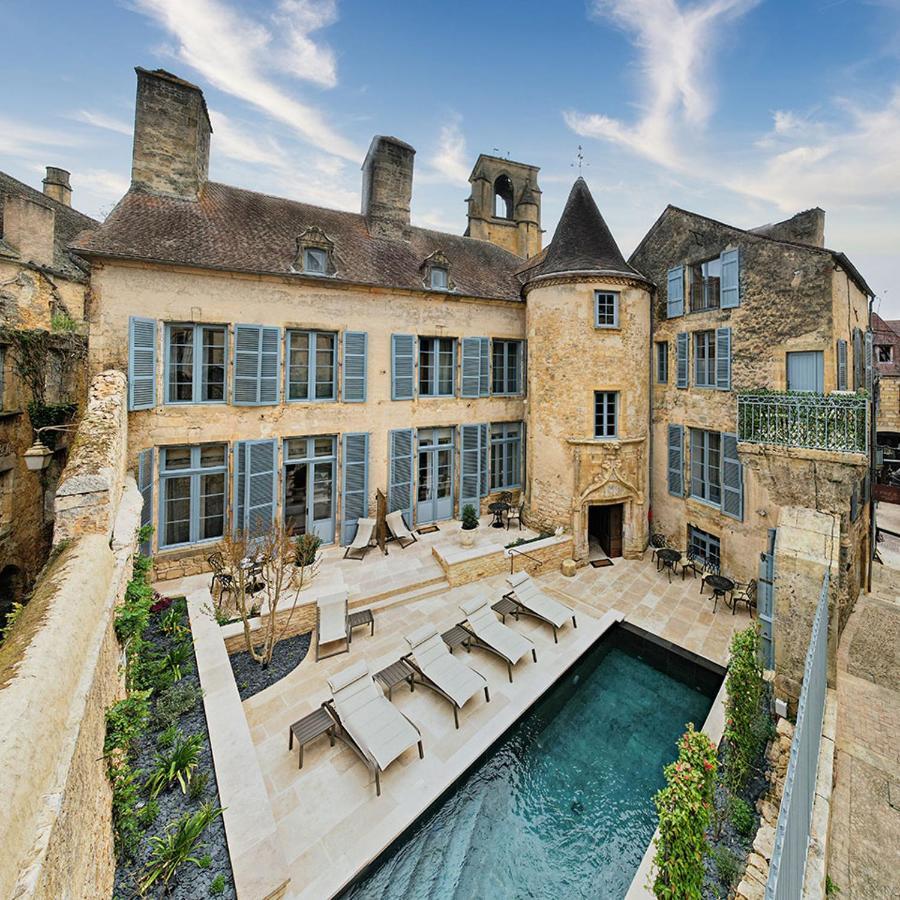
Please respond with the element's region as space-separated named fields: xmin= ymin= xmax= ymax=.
xmin=705 ymin=574 xmax=736 ymax=613
xmin=492 ymin=595 xmax=519 ymax=623
xmin=288 ymin=706 xmax=335 ymax=769
xmin=488 ymin=501 xmax=510 ymax=528
xmin=656 ymin=548 xmax=682 ymax=582
xmin=441 ymin=624 xmax=472 ymax=653
xmin=348 ymin=607 xmax=375 ymax=639
xmin=374 ymin=658 xmax=415 ymax=700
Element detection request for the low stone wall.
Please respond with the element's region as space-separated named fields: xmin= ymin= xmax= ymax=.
xmin=432 ymin=534 xmax=575 ymax=587
xmin=222 ymin=603 xmax=317 ymax=655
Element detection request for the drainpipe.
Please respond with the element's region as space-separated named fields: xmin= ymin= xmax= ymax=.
xmin=648 ymin=284 xmax=656 ymax=547
xmin=867 ymin=292 xmax=875 ymax=595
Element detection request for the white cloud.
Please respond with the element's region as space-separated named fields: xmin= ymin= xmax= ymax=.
xmin=428 ymin=116 xmax=470 ymax=185
xmin=0 ymin=117 xmax=81 ymax=158
xmin=207 ymin=110 xmax=287 ymax=167
xmin=272 ymin=0 xmax=339 ymax=88
xmin=72 ymin=109 xmax=132 ymax=136
xmin=132 ymin=0 xmax=360 ymax=161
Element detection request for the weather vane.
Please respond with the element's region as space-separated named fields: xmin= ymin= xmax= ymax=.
xmin=571 ymin=145 xmax=589 ymax=172
xmin=492 ymin=147 xmax=510 ymax=159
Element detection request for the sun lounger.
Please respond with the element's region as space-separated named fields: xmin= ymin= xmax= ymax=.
xmin=457 ymin=595 xmax=537 ymax=683
xmin=343 ymin=517 xmax=376 ymax=560
xmin=504 ymin=571 xmax=577 ymax=643
xmin=385 ymin=509 xmax=417 ymax=549
xmin=403 ymin=624 xmax=490 ymax=729
xmin=323 ymin=660 xmax=423 ymax=796
xmin=315 ymin=590 xmax=350 ymax=661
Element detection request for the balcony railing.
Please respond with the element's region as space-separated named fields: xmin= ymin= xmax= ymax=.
xmin=689 ymin=277 xmax=720 ymax=312
xmin=737 ymin=392 xmax=868 ymax=454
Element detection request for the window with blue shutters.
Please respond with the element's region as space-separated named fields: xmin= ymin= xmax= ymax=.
xmin=836 ymin=339 xmax=848 ymax=391
xmin=491 ymin=339 xmax=523 ymax=395
xmin=286 ymin=330 xmax=336 ymax=401
xmin=160 ymin=444 xmax=227 ymax=548
xmin=461 ymin=337 xmax=490 ymax=398
xmin=128 ymin=316 xmax=157 ymax=410
xmin=233 ymin=439 xmax=277 ymax=539
xmin=138 ymin=448 xmax=154 ymax=555
xmin=490 ymin=422 xmax=522 ymax=491
xmin=341 ymin=432 xmax=369 ymax=545
xmin=459 ymin=423 xmax=488 ymax=515
xmin=676 ymin=333 xmax=689 ymax=388
xmin=234 ymin=325 xmax=281 ymax=405
xmin=341 ymin=331 xmax=367 ymax=402
xmin=164 ymin=323 xmax=227 ymax=404
xmin=721 ymin=433 xmax=743 ymax=521
xmin=690 ymin=428 xmax=722 ymax=505
xmin=667 ymin=424 xmax=684 ymax=496
xmin=419 ymin=337 xmax=456 ymax=397
xmin=694 ymin=330 xmax=716 ymax=388
xmin=720 ymin=247 xmax=740 ymax=308
xmin=391 ymin=334 xmax=415 ymax=400
xmin=716 ymin=327 xmax=732 ymax=391
xmin=388 ymin=428 xmax=415 ymax=525
xmin=667 ymin=266 xmax=684 ymax=318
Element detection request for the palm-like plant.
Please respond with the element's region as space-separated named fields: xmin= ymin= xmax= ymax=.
xmin=145 ymin=733 xmax=203 ymax=799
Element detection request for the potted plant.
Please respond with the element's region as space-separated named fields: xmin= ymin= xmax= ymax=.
xmin=460 ymin=504 xmax=479 ymax=547
xmin=292 ymin=533 xmax=322 ymax=588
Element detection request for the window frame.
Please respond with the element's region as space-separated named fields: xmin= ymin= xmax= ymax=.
xmin=656 ymin=341 xmax=669 ymax=384
xmin=491 ymin=339 xmax=523 ymax=396
xmin=688 ymin=256 xmax=722 ymax=313
xmin=418 ymin=336 xmax=456 ymax=398
xmin=286 ymin=329 xmax=338 ymax=403
xmin=688 ymin=524 xmax=721 ymax=569
xmin=283 ymin=435 xmax=337 ymax=541
xmin=594 ymin=291 xmax=620 ymax=329
xmin=694 ymin=330 xmax=717 ymax=388
xmin=594 ymin=391 xmax=618 ymax=439
xmin=490 ymin=421 xmax=523 ymax=491
xmin=303 ymin=247 xmax=328 ymax=275
xmin=876 ymin=344 xmax=893 ymax=363
xmin=429 ymin=266 xmax=449 ymax=291
xmin=158 ymin=443 xmax=228 ymax=549
xmin=690 ymin=428 xmax=722 ymax=507
xmin=163 ymin=323 xmax=228 ymax=405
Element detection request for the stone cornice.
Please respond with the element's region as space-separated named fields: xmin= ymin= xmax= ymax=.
xmin=523 ymin=271 xmax=654 ymax=294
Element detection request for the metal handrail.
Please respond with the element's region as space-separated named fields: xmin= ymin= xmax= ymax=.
xmin=507 ymin=546 xmax=544 ymax=574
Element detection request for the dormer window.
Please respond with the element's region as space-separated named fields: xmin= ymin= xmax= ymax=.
xmin=422 ymin=250 xmax=454 ymax=292
xmin=430 ymin=267 xmax=448 ymax=290
xmin=293 ymin=226 xmax=336 ymax=277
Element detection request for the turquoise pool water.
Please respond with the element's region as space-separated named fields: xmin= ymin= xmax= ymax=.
xmin=344 ymin=625 xmax=720 ymax=900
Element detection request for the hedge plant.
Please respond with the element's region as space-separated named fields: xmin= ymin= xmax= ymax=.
xmin=723 ymin=624 xmax=765 ymax=795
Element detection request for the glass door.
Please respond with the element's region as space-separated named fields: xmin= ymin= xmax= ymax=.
xmin=416 ymin=427 xmax=454 ymax=524
xmin=283 ymin=436 xmax=336 ymax=544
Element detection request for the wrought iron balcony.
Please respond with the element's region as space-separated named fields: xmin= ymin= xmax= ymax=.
xmin=737 ymin=392 xmax=869 ymax=454
xmin=689 ymin=277 xmax=720 ymax=312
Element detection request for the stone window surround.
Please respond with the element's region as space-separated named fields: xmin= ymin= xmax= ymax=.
xmin=594 ymin=390 xmax=618 ymax=439
xmin=420 ymin=250 xmax=456 ymax=293
xmin=292 ymin=225 xmax=338 ymax=277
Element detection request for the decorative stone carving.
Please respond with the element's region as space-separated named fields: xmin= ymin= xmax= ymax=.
xmin=292 ymin=226 xmax=338 ymax=276
xmin=420 ymin=249 xmax=455 ymax=291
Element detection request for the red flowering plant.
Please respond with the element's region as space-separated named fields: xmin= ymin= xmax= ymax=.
xmin=652 ymin=724 xmax=717 ymax=900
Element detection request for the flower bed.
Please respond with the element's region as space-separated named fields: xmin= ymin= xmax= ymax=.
xmin=107 ymin=543 xmax=235 ymax=899
xmin=229 ymin=630 xmax=311 ymax=701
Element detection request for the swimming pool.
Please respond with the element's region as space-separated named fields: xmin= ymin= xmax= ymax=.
xmin=343 ymin=624 xmax=721 ymax=900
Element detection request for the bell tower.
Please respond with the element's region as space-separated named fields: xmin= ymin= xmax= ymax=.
xmin=466 ymin=154 xmax=541 ymax=259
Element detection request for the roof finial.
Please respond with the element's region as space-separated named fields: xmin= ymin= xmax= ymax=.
xmin=571 ymin=145 xmax=589 ymax=174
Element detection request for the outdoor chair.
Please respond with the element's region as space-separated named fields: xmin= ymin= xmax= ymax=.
xmin=343 ymin=517 xmax=376 ymax=560
xmin=403 ymin=624 xmax=490 ymax=729
xmin=504 ymin=571 xmax=577 ymax=643
xmin=385 ymin=510 xmax=417 ymax=549
xmin=323 ymin=660 xmax=423 ymax=796
xmin=648 ymin=533 xmax=668 ymax=563
xmin=506 ymin=499 xmax=525 ymax=530
xmin=731 ymin=579 xmax=758 ymax=616
xmin=315 ymin=590 xmax=350 ymax=661
xmin=457 ymin=595 xmax=537 ymax=683
xmin=695 ymin=559 xmax=721 ymax=594
xmin=207 ymin=552 xmax=234 ymax=599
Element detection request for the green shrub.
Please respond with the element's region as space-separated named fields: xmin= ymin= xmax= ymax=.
xmin=138 ymin=803 xmax=223 ymax=896
xmin=109 ymin=760 xmax=145 ymax=861
xmin=724 ymin=625 xmax=766 ymax=794
xmin=728 ymin=795 xmax=756 ymax=838
xmin=652 ymin=724 xmax=717 ymax=900
xmin=156 ymin=724 xmax=180 ymax=750
xmin=295 ymin=532 xmax=322 ymax=567
xmin=209 ymin=874 xmax=226 ymax=896
xmin=137 ymin=798 xmax=159 ymax=829
xmin=461 ymin=504 xmax=479 ymax=529
xmin=152 ymin=682 xmax=202 ymax=730
xmin=188 ymin=770 xmax=210 ymax=803
xmin=104 ymin=691 xmax=152 ymax=756
xmin=145 ymin=733 xmax=204 ymax=799
xmin=160 ymin=605 xmax=188 ymax=638
xmin=197 ymin=853 xmax=212 ymax=870
xmin=710 ymin=846 xmax=741 ymax=888
xmin=826 ymin=875 xmax=841 ymax=896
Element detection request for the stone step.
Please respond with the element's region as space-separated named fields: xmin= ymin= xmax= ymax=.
xmin=349 ymin=574 xmax=450 ymax=612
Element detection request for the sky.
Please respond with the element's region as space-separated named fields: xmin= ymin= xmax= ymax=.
xmin=2 ymin=0 xmax=899 ymax=315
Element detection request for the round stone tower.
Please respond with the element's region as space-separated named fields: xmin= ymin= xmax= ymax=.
xmin=524 ymin=178 xmax=652 ymax=561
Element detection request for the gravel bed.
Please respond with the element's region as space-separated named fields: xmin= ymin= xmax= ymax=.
xmin=113 ymin=600 xmax=236 ymax=900
xmin=229 ymin=631 xmax=312 ymax=701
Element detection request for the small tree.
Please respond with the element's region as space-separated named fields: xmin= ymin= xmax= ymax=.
xmin=723 ymin=624 xmax=765 ymax=795
xmin=653 ymin=724 xmax=717 ymax=900
xmin=220 ymin=523 xmax=313 ymax=668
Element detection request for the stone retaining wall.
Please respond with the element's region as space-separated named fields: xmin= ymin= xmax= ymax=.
xmin=432 ymin=534 xmax=575 ymax=586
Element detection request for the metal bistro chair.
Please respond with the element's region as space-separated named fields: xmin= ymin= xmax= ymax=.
xmin=692 ymin=556 xmax=720 ymax=594
xmin=731 ymin=579 xmax=758 ymax=617
xmin=506 ymin=498 xmax=525 ymax=530
xmin=207 ymin=552 xmax=234 ymax=600
xmin=648 ymin=533 xmax=668 ymax=564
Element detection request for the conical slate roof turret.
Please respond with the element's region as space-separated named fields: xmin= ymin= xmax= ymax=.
xmin=531 ymin=177 xmax=645 ymax=281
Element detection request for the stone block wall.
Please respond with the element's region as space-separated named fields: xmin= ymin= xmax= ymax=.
xmin=877 ymin=375 xmax=900 ymax=435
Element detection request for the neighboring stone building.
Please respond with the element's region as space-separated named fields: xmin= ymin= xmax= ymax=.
xmin=872 ymin=312 xmax=900 ymax=479
xmin=0 ymin=169 xmax=94 ymax=622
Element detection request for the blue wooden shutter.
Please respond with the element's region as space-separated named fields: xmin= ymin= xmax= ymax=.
xmin=667 ymin=424 xmax=684 ymax=496
xmin=391 ymin=334 xmax=415 ymax=400
xmin=837 ymin=339 xmax=848 ymax=391
xmin=137 ymin=448 xmax=154 ymax=555
xmin=478 ymin=422 xmax=489 ymax=497
xmin=667 ymin=266 xmax=684 ymax=318
xmin=716 ymin=327 xmax=732 ymax=391
xmin=852 ymin=328 xmax=863 ymax=389
xmin=461 ymin=337 xmax=483 ymax=398
xmin=721 ymin=433 xmax=743 ymax=521
xmin=259 ymin=327 xmax=280 ymax=404
xmin=128 ymin=316 xmax=157 ymax=410
xmin=720 ymin=248 xmax=741 ymax=308
xmin=676 ymin=332 xmax=689 ymax=388
xmin=233 ymin=442 xmax=246 ymax=535
xmin=342 ymin=331 xmax=367 ymax=402
xmin=388 ymin=428 xmax=414 ymax=525
xmin=864 ymin=330 xmax=873 ymax=393
xmin=480 ymin=338 xmax=491 ymax=396
xmin=233 ymin=326 xmax=280 ymax=404
xmin=245 ymin=440 xmax=277 ymax=538
xmin=460 ymin=423 xmax=487 ymax=514
xmin=341 ymin=432 xmax=369 ymax=545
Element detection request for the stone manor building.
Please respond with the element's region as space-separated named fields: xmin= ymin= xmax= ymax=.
xmin=73 ymin=68 xmax=873 ymax=636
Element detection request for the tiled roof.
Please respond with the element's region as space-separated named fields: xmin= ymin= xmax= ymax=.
xmin=72 ymin=182 xmax=526 ymax=302
xmin=0 ymin=170 xmax=97 ymax=280
xmin=527 ymin=178 xmax=646 ymax=282
xmin=873 ymin=312 xmax=900 ymax=376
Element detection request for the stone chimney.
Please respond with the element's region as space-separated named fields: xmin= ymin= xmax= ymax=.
xmin=2 ymin=195 xmax=54 ymax=267
xmin=361 ymin=136 xmax=415 ymax=239
xmin=131 ymin=67 xmax=212 ymax=200
xmin=753 ymin=208 xmax=826 ymax=248
xmin=42 ymin=167 xmax=72 ymax=206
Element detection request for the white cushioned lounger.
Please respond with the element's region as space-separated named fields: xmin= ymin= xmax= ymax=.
xmin=505 ymin=570 xmax=577 ymax=642
xmin=458 ymin=594 xmax=536 ymax=682
xmin=315 ymin=590 xmax=349 ymax=661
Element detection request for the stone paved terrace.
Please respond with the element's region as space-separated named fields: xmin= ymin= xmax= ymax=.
xmin=159 ymin=551 xmax=751 ymax=899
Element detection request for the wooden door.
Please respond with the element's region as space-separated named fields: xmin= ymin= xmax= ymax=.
xmin=608 ymin=504 xmax=624 ymax=557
